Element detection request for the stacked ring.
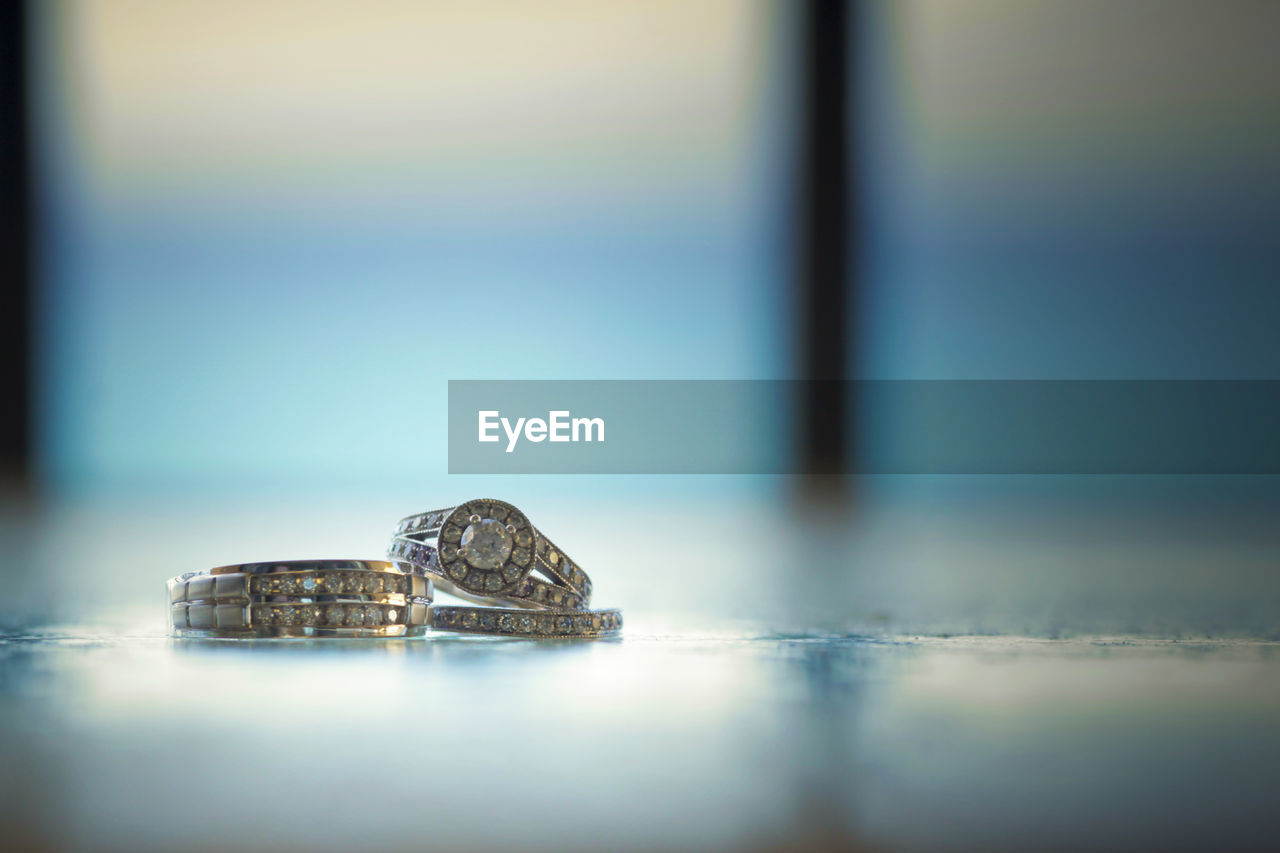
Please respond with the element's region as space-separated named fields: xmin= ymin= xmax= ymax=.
xmin=165 ymin=500 xmax=620 ymax=640
xmin=168 ymin=559 xmax=433 ymax=638
xmin=388 ymin=498 xmax=592 ymax=611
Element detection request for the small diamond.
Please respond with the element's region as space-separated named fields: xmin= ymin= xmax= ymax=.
xmin=498 ymin=614 xmax=515 ymax=632
xmin=439 ymin=543 xmax=458 ymax=560
xmin=511 ymin=547 xmax=531 ymax=565
xmin=364 ymin=605 xmax=383 ymax=625
xmin=517 ymin=615 xmax=534 ymax=633
xmin=479 ymin=612 xmax=498 ymax=630
xmin=250 ymin=577 xmax=268 ymax=594
xmin=465 ymin=571 xmax=485 ymax=589
xmin=574 ymin=615 xmax=590 ymax=633
xmin=488 ymin=506 xmax=508 ymax=523
xmin=556 ymin=616 xmax=573 ymax=634
xmin=592 ymin=615 xmax=603 ymax=630
xmin=278 ymin=576 xmax=300 ymax=594
xmin=254 ymin=605 xmax=275 ymax=625
xmin=342 ymin=573 xmax=364 ymax=594
xmin=440 ymin=524 xmax=462 ymax=542
xmin=324 ymin=605 xmax=345 ymax=625
xmin=485 ymin=574 xmax=503 ymax=592
xmin=514 ymin=529 xmax=533 ymax=547
xmin=298 ymin=605 xmax=321 ymax=626
xmin=363 ymin=574 xmax=383 ymax=593
xmin=549 ymin=590 xmax=563 ymax=605
xmin=448 ymin=564 xmax=468 ymax=581
xmin=537 ymin=617 xmax=554 ymax=634
xmin=277 ymin=607 xmax=299 ymax=626
xmin=502 ymin=564 xmax=523 ymax=582
xmin=301 ymin=576 xmax=318 ymax=593
xmin=462 ymin=611 xmax=479 ymax=629
xmin=313 ymin=574 xmax=332 ymax=593
xmin=345 ymin=606 xmax=366 ymax=627
xmin=548 ymin=550 xmax=560 ymax=565
xmin=389 ymin=575 xmax=406 ymax=594
xmin=533 ymin=586 xmax=548 ymax=601
xmin=434 ymin=610 xmax=451 ymax=627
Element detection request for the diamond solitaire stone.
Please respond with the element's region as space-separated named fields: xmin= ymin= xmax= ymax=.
xmin=459 ymin=519 xmax=514 ymax=569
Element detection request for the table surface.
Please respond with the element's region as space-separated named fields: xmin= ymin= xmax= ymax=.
xmin=3 ymin=627 xmax=1279 ymax=853
xmin=3 ymin=484 xmax=1280 ymax=851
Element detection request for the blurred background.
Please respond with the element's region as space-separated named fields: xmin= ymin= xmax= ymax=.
xmin=3 ymin=1 xmax=1280 ymax=851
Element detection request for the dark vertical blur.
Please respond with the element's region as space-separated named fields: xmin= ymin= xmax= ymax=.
xmin=796 ymin=0 xmax=854 ymax=497
xmin=0 ymin=1 xmax=30 ymax=484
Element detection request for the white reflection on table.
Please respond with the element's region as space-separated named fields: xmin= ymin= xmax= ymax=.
xmin=4 ymin=631 xmax=1280 ymax=852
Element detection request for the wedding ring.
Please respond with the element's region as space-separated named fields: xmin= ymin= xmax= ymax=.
xmin=167 ymin=559 xmax=433 ymax=638
xmin=430 ymin=604 xmax=622 ymax=638
xmin=388 ymin=498 xmax=592 ymax=610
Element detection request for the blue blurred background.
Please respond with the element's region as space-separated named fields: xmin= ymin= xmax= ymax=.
xmin=0 ymin=0 xmax=1274 ymax=635
xmin=860 ymin=0 xmax=1280 ymax=381
xmin=27 ymin=0 xmax=1280 ymax=489
xmin=32 ymin=0 xmax=790 ymax=490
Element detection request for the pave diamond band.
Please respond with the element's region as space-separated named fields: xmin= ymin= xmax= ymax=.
xmin=430 ymin=605 xmax=622 ymax=638
xmin=167 ymin=560 xmax=432 ymax=638
xmin=390 ymin=498 xmax=592 ymax=609
xmin=532 ymin=530 xmax=592 ymax=600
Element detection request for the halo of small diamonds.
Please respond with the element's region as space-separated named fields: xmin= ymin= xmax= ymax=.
xmin=391 ymin=501 xmax=593 ymax=610
xmin=435 ymin=499 xmax=536 ymax=598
